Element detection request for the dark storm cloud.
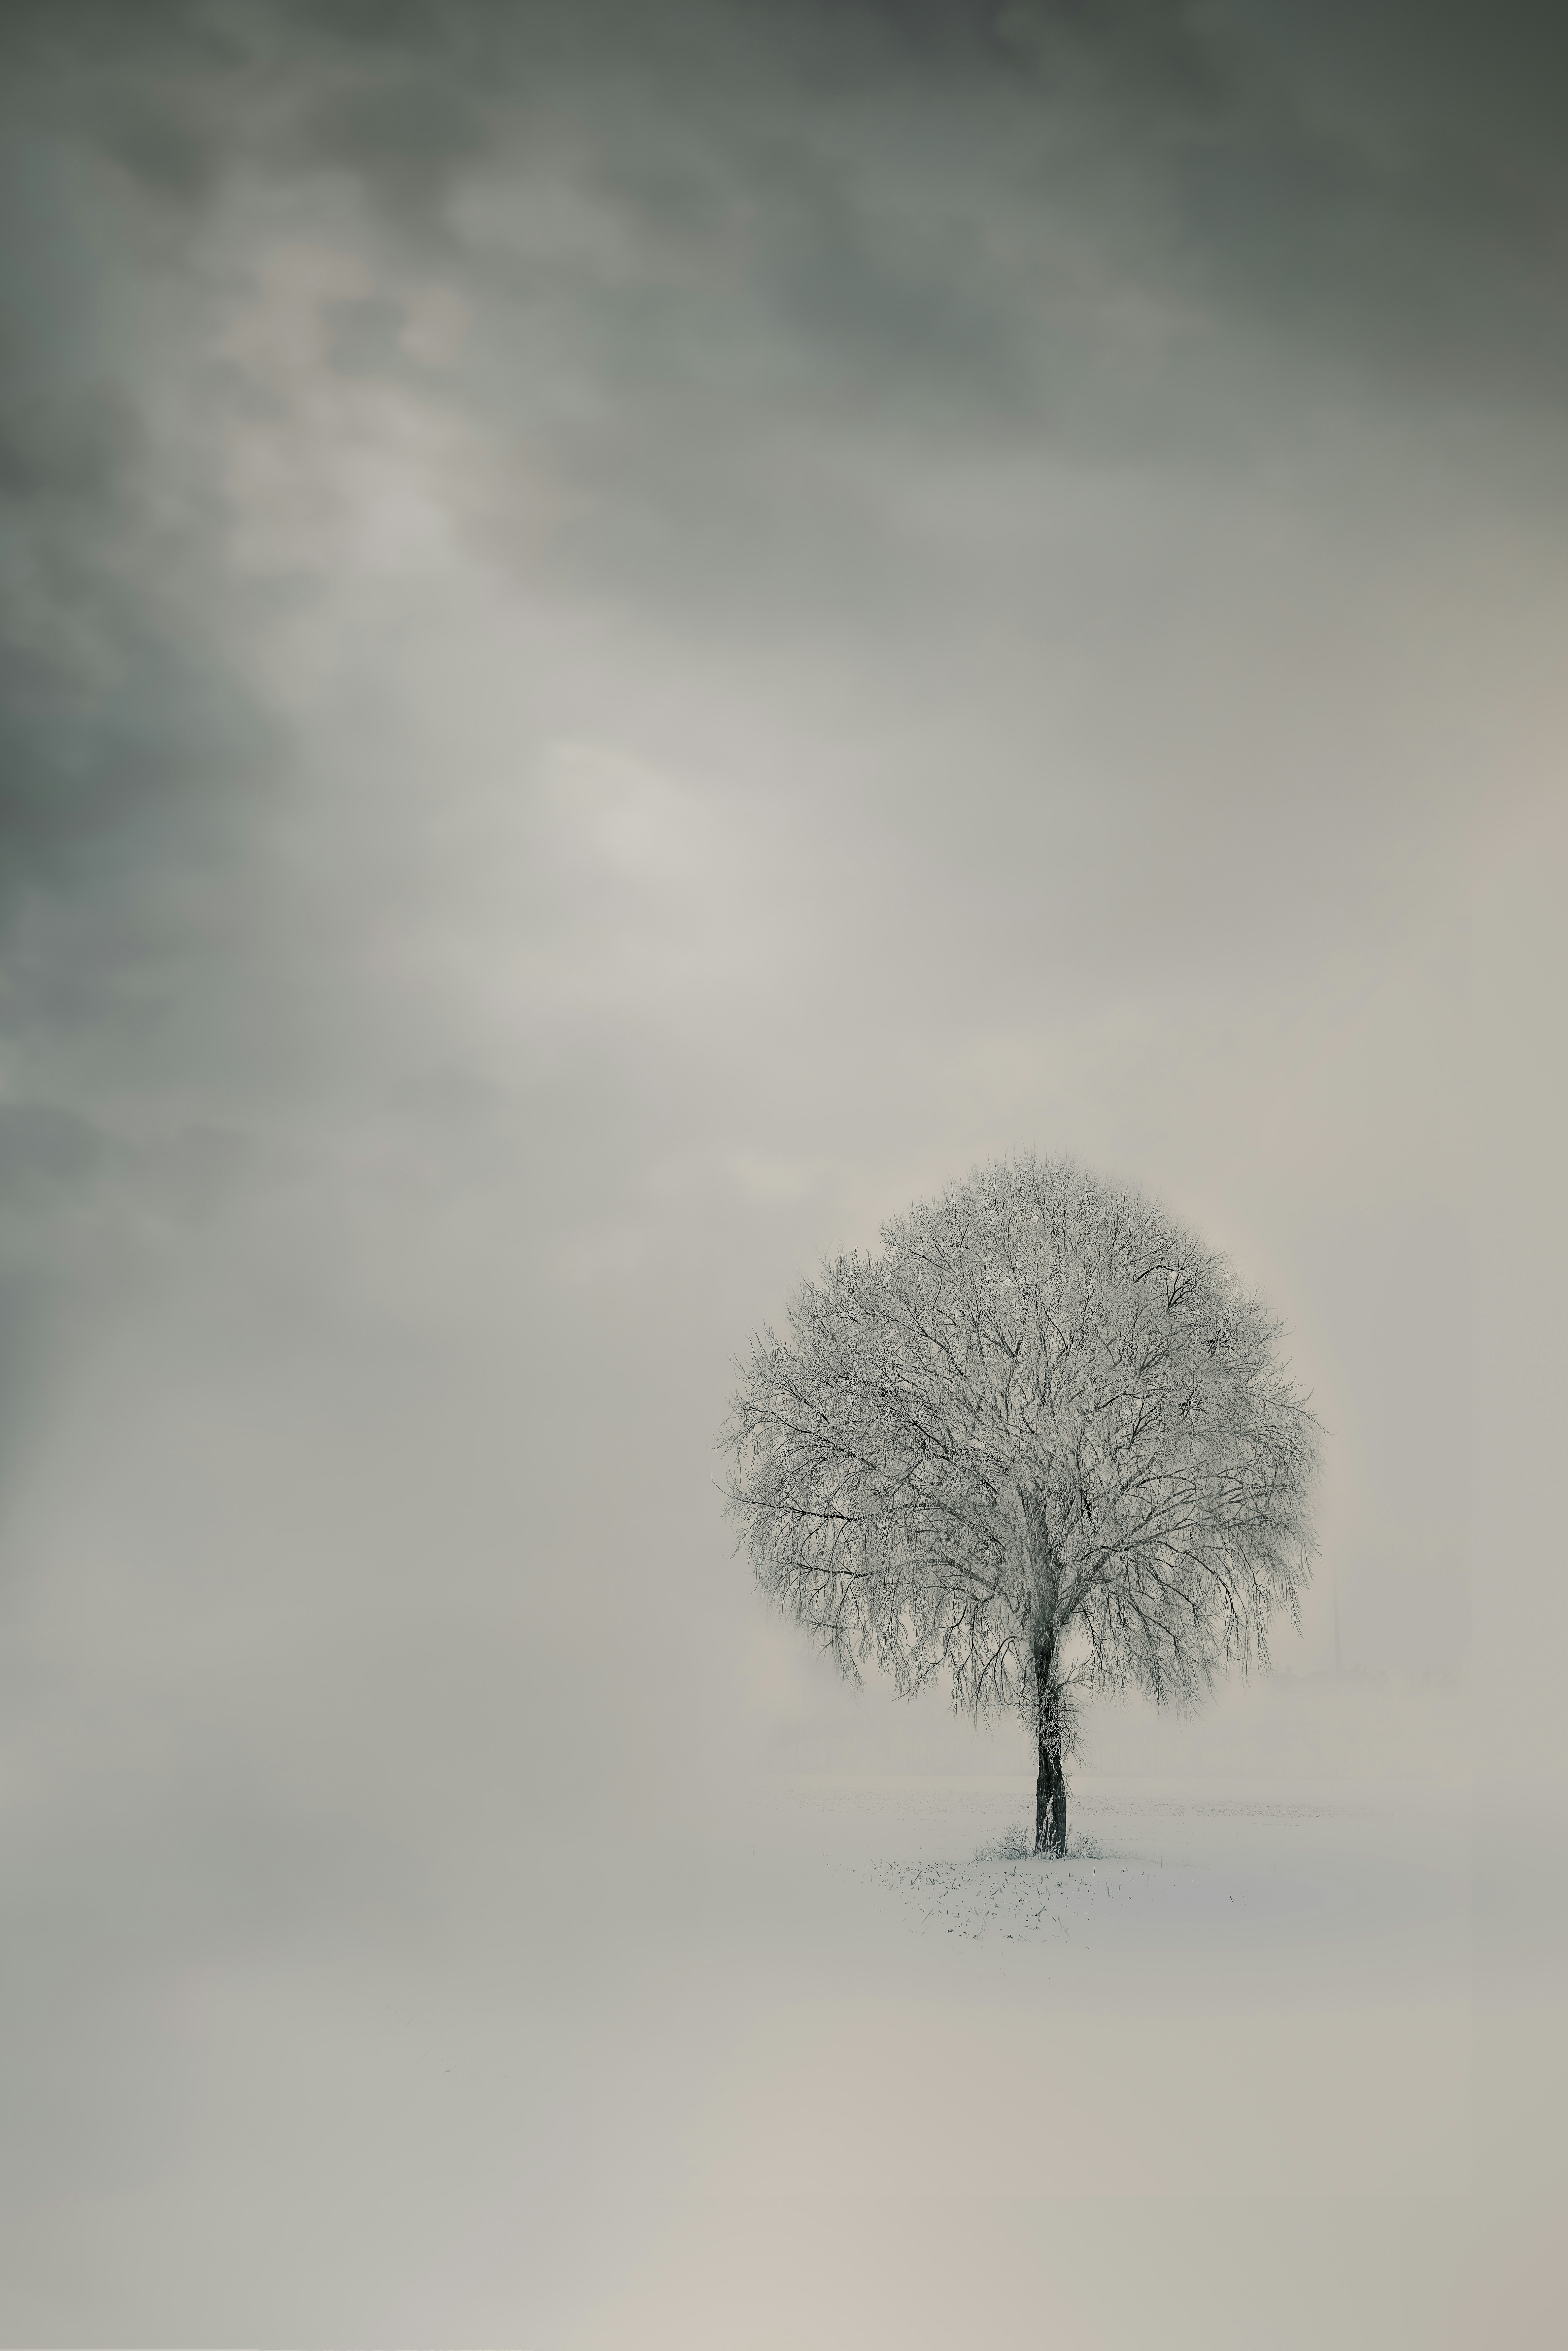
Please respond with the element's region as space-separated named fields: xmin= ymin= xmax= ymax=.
xmin=0 ymin=0 xmax=1552 ymax=1452
xmin=0 ymin=90 xmax=273 ymax=904
xmin=0 ymin=0 xmax=1550 ymax=1270
xmin=147 ymin=0 xmax=1564 ymax=697
xmin=0 ymin=0 xmax=1561 ymax=853
xmin=197 ymin=0 xmax=1568 ymax=412
xmin=295 ymin=0 xmax=1560 ymax=451
xmin=9 ymin=1 xmax=1568 ymax=430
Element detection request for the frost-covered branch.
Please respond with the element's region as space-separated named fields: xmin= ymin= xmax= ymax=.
xmin=719 ymin=1154 xmax=1322 ymax=1848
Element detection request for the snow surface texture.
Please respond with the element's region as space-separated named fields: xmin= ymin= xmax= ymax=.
xmin=871 ymin=1853 xmax=1175 ymax=1943
xmin=871 ymin=1789 xmax=1365 ymax=1942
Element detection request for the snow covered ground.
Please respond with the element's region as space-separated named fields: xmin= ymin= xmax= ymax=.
xmin=4 ymin=1758 xmax=1556 ymax=2349
xmin=519 ymin=1771 xmax=1509 ymax=2350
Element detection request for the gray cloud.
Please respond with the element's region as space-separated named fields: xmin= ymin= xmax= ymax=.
xmin=0 ymin=0 xmax=1543 ymax=1662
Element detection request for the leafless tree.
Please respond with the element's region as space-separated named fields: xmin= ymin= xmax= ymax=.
xmin=720 ymin=1155 xmax=1321 ymax=1852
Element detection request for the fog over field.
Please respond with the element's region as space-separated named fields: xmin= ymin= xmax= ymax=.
xmin=0 ymin=4 xmax=1563 ymax=2343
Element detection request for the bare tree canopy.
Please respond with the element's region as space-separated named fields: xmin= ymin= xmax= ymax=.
xmin=720 ymin=1155 xmax=1321 ymax=1850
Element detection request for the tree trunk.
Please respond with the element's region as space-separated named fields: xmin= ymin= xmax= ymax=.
xmin=1033 ymin=1639 xmax=1067 ymax=1855
xmin=1034 ymin=1726 xmax=1067 ymax=1854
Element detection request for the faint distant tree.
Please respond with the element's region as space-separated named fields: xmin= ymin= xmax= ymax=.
xmin=719 ymin=1155 xmax=1321 ymax=1853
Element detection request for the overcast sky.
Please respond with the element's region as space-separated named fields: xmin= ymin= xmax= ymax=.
xmin=0 ymin=2 xmax=1564 ymax=2334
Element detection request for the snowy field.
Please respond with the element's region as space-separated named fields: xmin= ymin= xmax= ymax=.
xmin=1 ymin=1751 xmax=1558 ymax=2348
xmin=523 ymin=1772 xmax=1494 ymax=2350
